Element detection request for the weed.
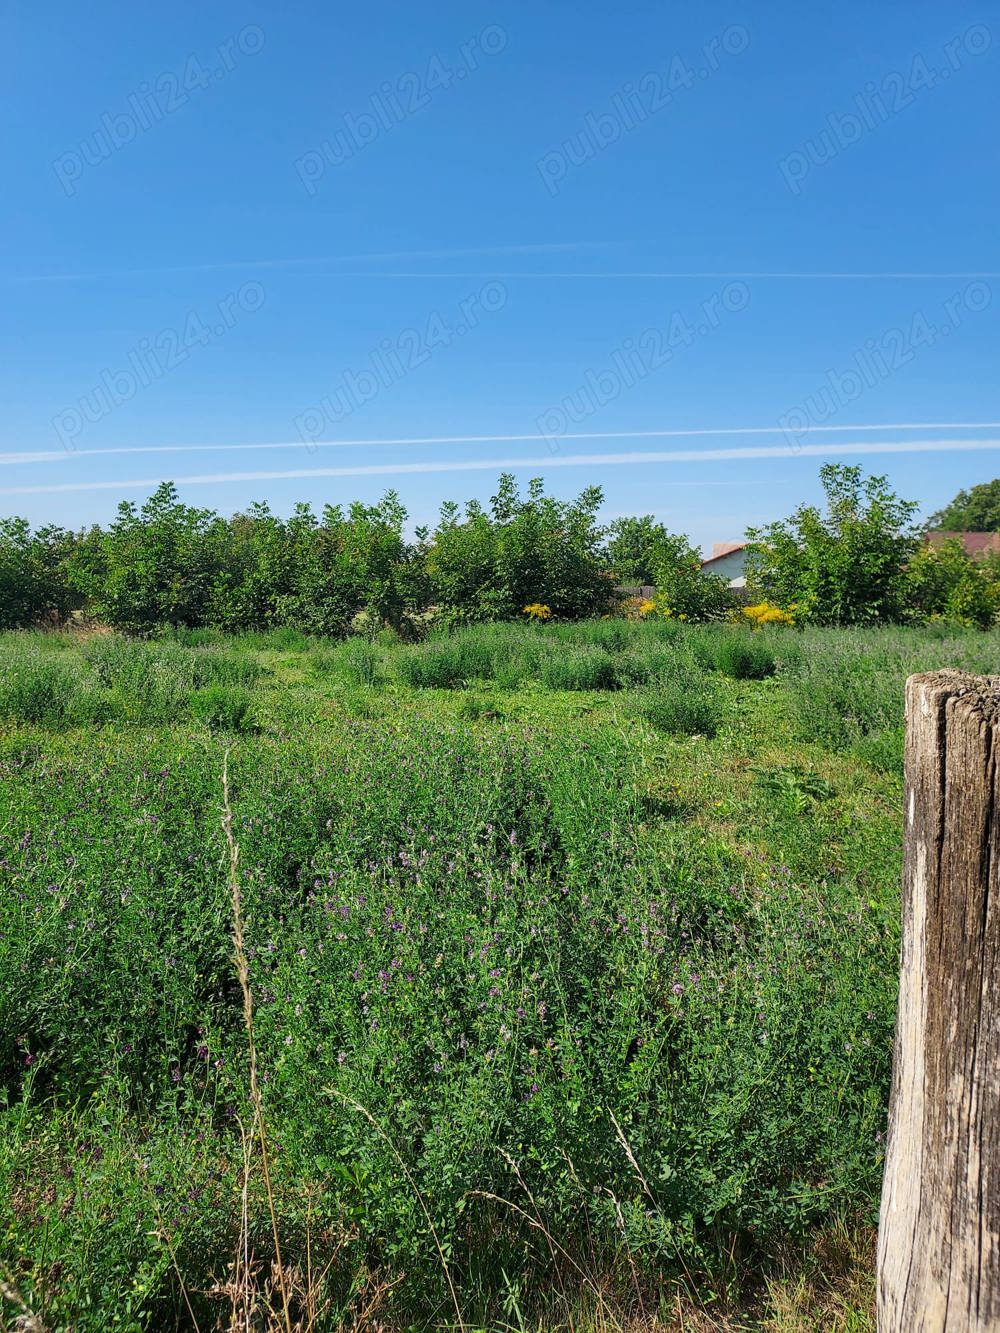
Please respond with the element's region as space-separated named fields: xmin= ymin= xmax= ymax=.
xmin=539 ymin=648 xmax=619 ymax=691
xmin=713 ymin=632 xmax=778 ymax=680
xmin=638 ymin=677 xmax=720 ymax=736
xmin=190 ymin=685 xmax=256 ymax=733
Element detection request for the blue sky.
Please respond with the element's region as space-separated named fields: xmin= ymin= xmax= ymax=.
xmin=2 ymin=0 xmax=998 ymax=551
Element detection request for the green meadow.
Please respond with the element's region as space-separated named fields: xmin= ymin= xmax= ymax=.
xmin=3 ymin=619 xmax=999 ymax=1331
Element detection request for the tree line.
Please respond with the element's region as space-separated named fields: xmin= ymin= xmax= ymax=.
xmin=2 ymin=466 xmax=1000 ymax=634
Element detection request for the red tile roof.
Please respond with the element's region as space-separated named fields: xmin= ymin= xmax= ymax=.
xmin=701 ymin=542 xmax=747 ymax=566
xmin=926 ymin=531 xmax=1000 ymax=559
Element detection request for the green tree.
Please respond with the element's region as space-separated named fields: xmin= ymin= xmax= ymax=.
xmin=605 ymin=515 xmax=674 ymax=585
xmin=905 ymin=538 xmax=1000 ymax=628
xmin=66 ymin=482 xmax=224 ymax=632
xmin=927 ymin=479 xmax=1000 ymax=532
xmin=746 ymin=465 xmax=919 ymax=624
xmin=0 ymin=518 xmax=78 ymax=628
xmin=276 ymin=492 xmax=419 ymax=636
xmin=652 ymin=532 xmax=734 ymax=621
xmin=426 ymin=475 xmax=610 ymax=622
xmin=205 ymin=502 xmax=293 ymax=632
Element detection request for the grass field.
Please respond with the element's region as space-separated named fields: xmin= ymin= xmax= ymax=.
xmin=2 ymin=620 xmax=999 ymax=1332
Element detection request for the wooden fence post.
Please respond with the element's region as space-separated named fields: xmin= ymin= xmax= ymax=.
xmin=878 ymin=671 xmax=1000 ymax=1331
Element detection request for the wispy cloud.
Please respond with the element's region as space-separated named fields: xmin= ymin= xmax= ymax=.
xmin=4 ymin=243 xmax=611 ymax=286
xmin=3 ymin=438 xmax=998 ymax=497
xmin=5 ymin=420 xmax=998 ymax=466
xmin=8 ymin=260 xmax=1000 ymax=286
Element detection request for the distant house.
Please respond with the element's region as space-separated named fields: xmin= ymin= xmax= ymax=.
xmin=701 ymin=541 xmax=748 ymax=588
xmin=925 ymin=531 xmax=1000 ymax=559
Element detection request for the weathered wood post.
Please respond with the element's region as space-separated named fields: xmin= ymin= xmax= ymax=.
xmin=879 ymin=671 xmax=1000 ymax=1331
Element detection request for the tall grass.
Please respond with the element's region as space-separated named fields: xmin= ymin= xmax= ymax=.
xmin=0 ymin=633 xmax=264 ymax=729
xmin=3 ymin=620 xmax=999 ymax=1327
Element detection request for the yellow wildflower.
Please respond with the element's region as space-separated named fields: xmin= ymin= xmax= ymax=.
xmin=742 ymin=602 xmax=795 ymax=628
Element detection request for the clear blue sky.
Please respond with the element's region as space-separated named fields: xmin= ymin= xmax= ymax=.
xmin=2 ymin=0 xmax=998 ymax=551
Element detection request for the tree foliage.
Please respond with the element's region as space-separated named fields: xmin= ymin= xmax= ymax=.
xmin=426 ymin=475 xmax=611 ymax=622
xmin=927 ymin=479 xmax=1000 ymax=532
xmin=746 ymin=465 xmax=920 ymax=625
xmin=905 ymin=538 xmax=1000 ymax=628
xmin=65 ymin=482 xmax=420 ymax=635
xmin=652 ymin=532 xmax=734 ymax=621
xmin=0 ymin=517 xmax=78 ymax=629
xmin=4 ymin=467 xmax=1000 ymax=633
xmin=605 ymin=515 xmax=673 ymax=585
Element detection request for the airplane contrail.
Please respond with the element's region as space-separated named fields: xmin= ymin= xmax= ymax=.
xmin=2 ymin=242 xmax=610 ymax=285
xmin=6 ymin=264 xmax=998 ymax=285
xmin=2 ymin=438 xmax=998 ymax=497
xmin=4 ymin=421 xmax=1000 ymax=466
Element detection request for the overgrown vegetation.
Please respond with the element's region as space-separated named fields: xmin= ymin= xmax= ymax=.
xmin=3 ymin=618 xmax=999 ymax=1330
xmin=7 ymin=467 xmax=1000 ymax=637
xmin=928 ymin=477 xmax=1000 ymax=532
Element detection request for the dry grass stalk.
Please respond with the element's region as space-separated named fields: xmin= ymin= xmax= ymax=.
xmin=222 ymin=752 xmax=292 ymax=1333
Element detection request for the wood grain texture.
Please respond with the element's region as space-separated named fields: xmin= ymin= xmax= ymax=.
xmin=878 ymin=672 xmax=1000 ymax=1332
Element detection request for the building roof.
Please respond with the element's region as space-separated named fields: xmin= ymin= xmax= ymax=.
xmin=701 ymin=542 xmax=748 ymax=567
xmin=926 ymin=531 xmax=1000 ymax=559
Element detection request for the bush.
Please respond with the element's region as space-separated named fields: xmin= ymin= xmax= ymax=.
xmin=0 ymin=519 xmax=78 ymax=628
xmin=905 ymin=539 xmax=1000 ymax=628
xmin=395 ymin=634 xmax=498 ymax=688
xmin=0 ymin=655 xmax=87 ymax=726
xmin=539 ymin=647 xmax=619 ymax=690
xmin=746 ymin=464 xmax=918 ymax=624
xmin=650 ymin=531 xmax=735 ymax=623
xmin=427 ymin=474 xmax=611 ymax=621
xmin=324 ymin=638 xmax=383 ymax=687
xmin=713 ymin=632 xmax=777 ymax=680
xmin=638 ymin=677 xmax=721 ymax=736
xmin=189 ymin=685 xmax=255 ymax=733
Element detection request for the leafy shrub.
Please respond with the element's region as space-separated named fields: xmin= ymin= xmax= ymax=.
xmin=638 ymin=677 xmax=720 ymax=735
xmin=334 ymin=638 xmax=383 ymax=687
xmin=746 ymin=464 xmax=918 ymax=624
xmin=0 ymin=518 xmax=78 ymax=628
xmin=189 ymin=685 xmax=255 ymax=733
xmin=652 ymin=531 xmax=735 ymax=622
xmin=0 ymin=655 xmax=86 ymax=726
xmin=905 ymin=538 xmax=1000 ymax=628
xmin=427 ymin=473 xmax=610 ymax=621
xmin=539 ymin=647 xmax=619 ymax=690
xmin=395 ymin=634 xmax=497 ymax=688
xmin=713 ymin=632 xmax=777 ymax=680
